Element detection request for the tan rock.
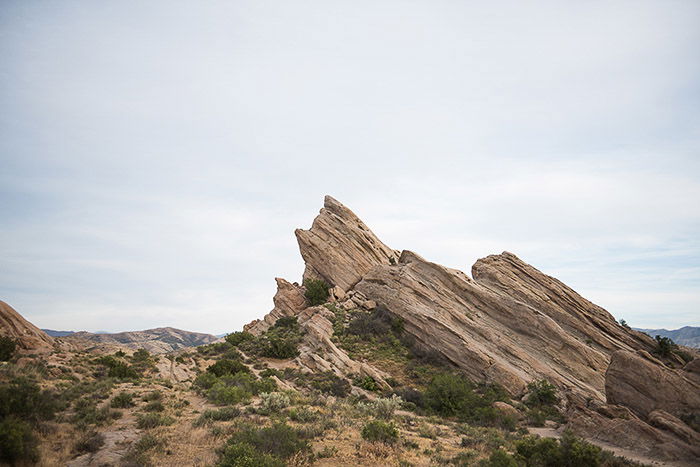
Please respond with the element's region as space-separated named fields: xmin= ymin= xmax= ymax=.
xmin=295 ymin=195 xmax=399 ymax=291
xmin=648 ymin=410 xmax=700 ymax=446
xmin=605 ymin=350 xmax=700 ymax=418
xmin=0 ymin=300 xmax=53 ymax=353
xmin=492 ymin=401 xmax=521 ymax=420
xmin=244 ymin=278 xmax=307 ymax=336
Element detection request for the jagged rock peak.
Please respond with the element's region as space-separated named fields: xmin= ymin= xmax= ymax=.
xmin=295 ymin=195 xmax=399 ymax=291
xmin=0 ymin=300 xmax=54 ymax=352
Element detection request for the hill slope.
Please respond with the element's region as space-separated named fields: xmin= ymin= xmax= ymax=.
xmin=637 ymin=326 xmax=700 ymax=348
xmin=0 ymin=300 xmax=54 ymax=352
xmin=62 ymin=327 xmax=219 ymax=353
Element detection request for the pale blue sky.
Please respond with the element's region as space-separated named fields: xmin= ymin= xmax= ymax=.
xmin=1 ymin=1 xmax=698 ymax=333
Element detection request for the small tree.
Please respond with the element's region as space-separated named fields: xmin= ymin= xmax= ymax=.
xmin=654 ymin=335 xmax=676 ymax=358
xmin=303 ymin=279 xmax=329 ymax=306
xmin=618 ymin=319 xmax=630 ymax=330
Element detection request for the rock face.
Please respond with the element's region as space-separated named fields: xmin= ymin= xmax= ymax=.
xmin=605 ymin=350 xmax=700 ymax=418
xmin=0 ymin=300 xmax=54 ymax=352
xmin=245 ymin=278 xmax=307 ymax=336
xmin=295 ymin=196 xmax=399 ymax=291
xmin=65 ymin=327 xmax=218 ymax=354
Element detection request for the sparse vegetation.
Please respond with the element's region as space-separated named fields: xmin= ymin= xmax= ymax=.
xmin=218 ymin=423 xmax=310 ymax=466
xmin=361 ymin=420 xmax=399 ymax=444
xmin=110 ymin=391 xmax=135 ymax=408
xmin=259 ymin=392 xmax=291 ymax=411
xmin=136 ymin=413 xmax=174 ymax=429
xmin=654 ymin=335 xmax=676 ymax=358
xmin=304 ymin=279 xmax=330 ymax=306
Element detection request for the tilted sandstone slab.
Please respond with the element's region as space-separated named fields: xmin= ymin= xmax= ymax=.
xmin=355 ymin=250 xmax=608 ymax=399
xmin=245 ymin=278 xmax=307 ymax=336
xmin=472 ymin=252 xmax=656 ymax=355
xmin=605 ymin=350 xmax=700 ymax=418
xmin=0 ymin=300 xmax=54 ymax=352
xmin=295 ymin=195 xmax=399 ymax=292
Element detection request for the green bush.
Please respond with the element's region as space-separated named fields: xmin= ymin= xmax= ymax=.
xmin=480 ymin=448 xmax=519 ymax=466
xmin=361 ymin=420 xmax=398 ymax=444
xmin=194 ymin=407 xmax=241 ymax=427
xmin=264 ymin=337 xmax=298 ymax=359
xmin=194 ymin=372 xmax=219 ymax=390
xmin=515 ymin=431 xmax=603 ymax=466
xmin=142 ymin=390 xmax=163 ymax=402
xmin=354 ymin=375 xmax=379 ymax=392
xmin=0 ymin=336 xmax=17 ymax=361
xmin=424 ymin=373 xmax=479 ymax=416
xmin=304 ymin=279 xmax=329 ymax=306
xmin=0 ymin=377 xmax=59 ymax=424
xmin=207 ymin=383 xmax=252 ymax=405
xmin=525 ymin=380 xmax=558 ymax=407
xmin=226 ymin=332 xmax=255 ymax=347
xmin=73 ymin=430 xmax=105 ymax=455
xmin=136 ymin=413 xmax=174 ymax=429
xmin=145 ymin=400 xmax=165 ymax=412
xmin=110 ymin=391 xmax=135 ymax=408
xmin=654 ymin=335 xmax=676 ymax=358
xmin=225 ymin=423 xmax=310 ymax=459
xmin=207 ymin=359 xmax=250 ymax=377
xmin=218 ymin=441 xmax=284 ymax=467
xmin=0 ymin=416 xmax=39 ymax=464
xmin=259 ymin=392 xmax=291 ymax=411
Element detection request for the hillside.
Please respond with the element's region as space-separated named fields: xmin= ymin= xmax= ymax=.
xmin=61 ymin=327 xmax=220 ymax=353
xmin=637 ymin=327 xmax=700 ymax=349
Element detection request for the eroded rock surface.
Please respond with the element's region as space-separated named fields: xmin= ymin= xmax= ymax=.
xmin=245 ymin=278 xmax=307 ymax=336
xmin=605 ymin=350 xmax=700 ymax=418
xmin=295 ymin=195 xmax=399 ymax=291
xmin=0 ymin=300 xmax=54 ymax=352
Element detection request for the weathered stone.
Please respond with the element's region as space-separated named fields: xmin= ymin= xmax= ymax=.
xmin=245 ymin=278 xmax=307 ymax=336
xmin=295 ymin=196 xmax=399 ymax=291
xmin=492 ymin=401 xmax=521 ymax=420
xmin=0 ymin=300 xmax=53 ymax=353
xmin=605 ymin=350 xmax=700 ymax=418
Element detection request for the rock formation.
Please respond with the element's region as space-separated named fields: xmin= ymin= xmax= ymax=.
xmin=295 ymin=195 xmax=399 ymax=291
xmin=0 ymin=300 xmax=54 ymax=352
xmin=248 ymin=196 xmax=700 ymax=462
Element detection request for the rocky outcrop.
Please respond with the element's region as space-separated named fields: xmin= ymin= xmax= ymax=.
xmin=295 ymin=196 xmax=399 ymax=291
xmin=356 ymin=250 xmax=609 ymax=399
xmin=605 ymin=350 xmax=700 ymax=418
xmin=0 ymin=300 xmax=54 ymax=352
xmin=472 ymin=252 xmax=655 ymax=354
xmin=245 ymin=278 xmax=307 ymax=336
xmin=295 ymin=306 xmax=389 ymax=389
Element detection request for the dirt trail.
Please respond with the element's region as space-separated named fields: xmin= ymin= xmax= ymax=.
xmin=527 ymin=427 xmax=694 ymax=467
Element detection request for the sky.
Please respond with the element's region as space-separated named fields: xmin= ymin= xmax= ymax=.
xmin=1 ymin=1 xmax=698 ymax=334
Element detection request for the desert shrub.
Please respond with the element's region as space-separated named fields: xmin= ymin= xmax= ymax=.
xmin=515 ymin=431 xmax=602 ymax=466
xmin=132 ymin=433 xmax=162 ymax=452
xmin=225 ymin=423 xmax=310 ymax=459
xmin=306 ymin=371 xmax=351 ymax=397
xmin=480 ymin=448 xmax=519 ymax=466
xmin=372 ymin=395 xmax=403 ymax=419
xmin=208 ymin=383 xmax=252 ymax=406
xmin=114 ymin=350 xmax=126 ymax=357
xmin=354 ymin=375 xmax=379 ymax=392
xmin=71 ymin=398 xmax=119 ymax=428
xmin=288 ymin=407 xmax=319 ymax=423
xmin=0 ymin=416 xmax=39 ymax=464
xmin=618 ymin=319 xmax=630 ymax=330
xmin=73 ymin=430 xmax=105 ymax=454
xmin=361 ymin=420 xmax=398 ymax=444
xmin=194 ymin=407 xmax=241 ymax=427
xmin=304 ymin=279 xmax=329 ymax=306
xmin=393 ymin=387 xmax=425 ymax=408
xmin=142 ymin=390 xmax=163 ymax=402
xmin=347 ymin=307 xmax=402 ymax=338
xmin=226 ymin=332 xmax=255 ymax=347
xmin=136 ymin=413 xmax=174 ymax=429
xmin=0 ymin=336 xmax=17 ymax=361
xmin=94 ymin=355 xmax=139 ymax=379
xmin=217 ymin=441 xmax=284 ymax=467
xmin=525 ymin=380 xmax=558 ymax=407
xmin=260 ymin=392 xmax=291 ymax=411
xmin=132 ymin=348 xmax=151 ymax=362
xmin=207 ymin=359 xmax=250 ymax=377
xmin=0 ymin=377 xmax=59 ymax=424
xmin=424 ymin=373 xmax=478 ymax=416
xmin=654 ymin=335 xmax=676 ymax=358
xmin=194 ymin=372 xmax=219 ymax=390
xmin=144 ymin=400 xmax=165 ymax=412
xmin=264 ymin=337 xmax=298 ymax=359
xmin=110 ymin=391 xmax=135 ymax=408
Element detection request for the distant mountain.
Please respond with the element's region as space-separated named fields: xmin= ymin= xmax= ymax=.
xmin=635 ymin=326 xmax=700 ymax=348
xmin=58 ymin=327 xmax=220 ymax=353
xmin=43 ymin=329 xmax=76 ymax=337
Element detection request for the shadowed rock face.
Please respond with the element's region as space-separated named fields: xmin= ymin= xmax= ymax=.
xmin=0 ymin=300 xmax=54 ymax=352
xmin=295 ymin=195 xmax=399 ymax=292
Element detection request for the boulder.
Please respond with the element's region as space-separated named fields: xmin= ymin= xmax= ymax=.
xmin=605 ymin=350 xmax=700 ymax=418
